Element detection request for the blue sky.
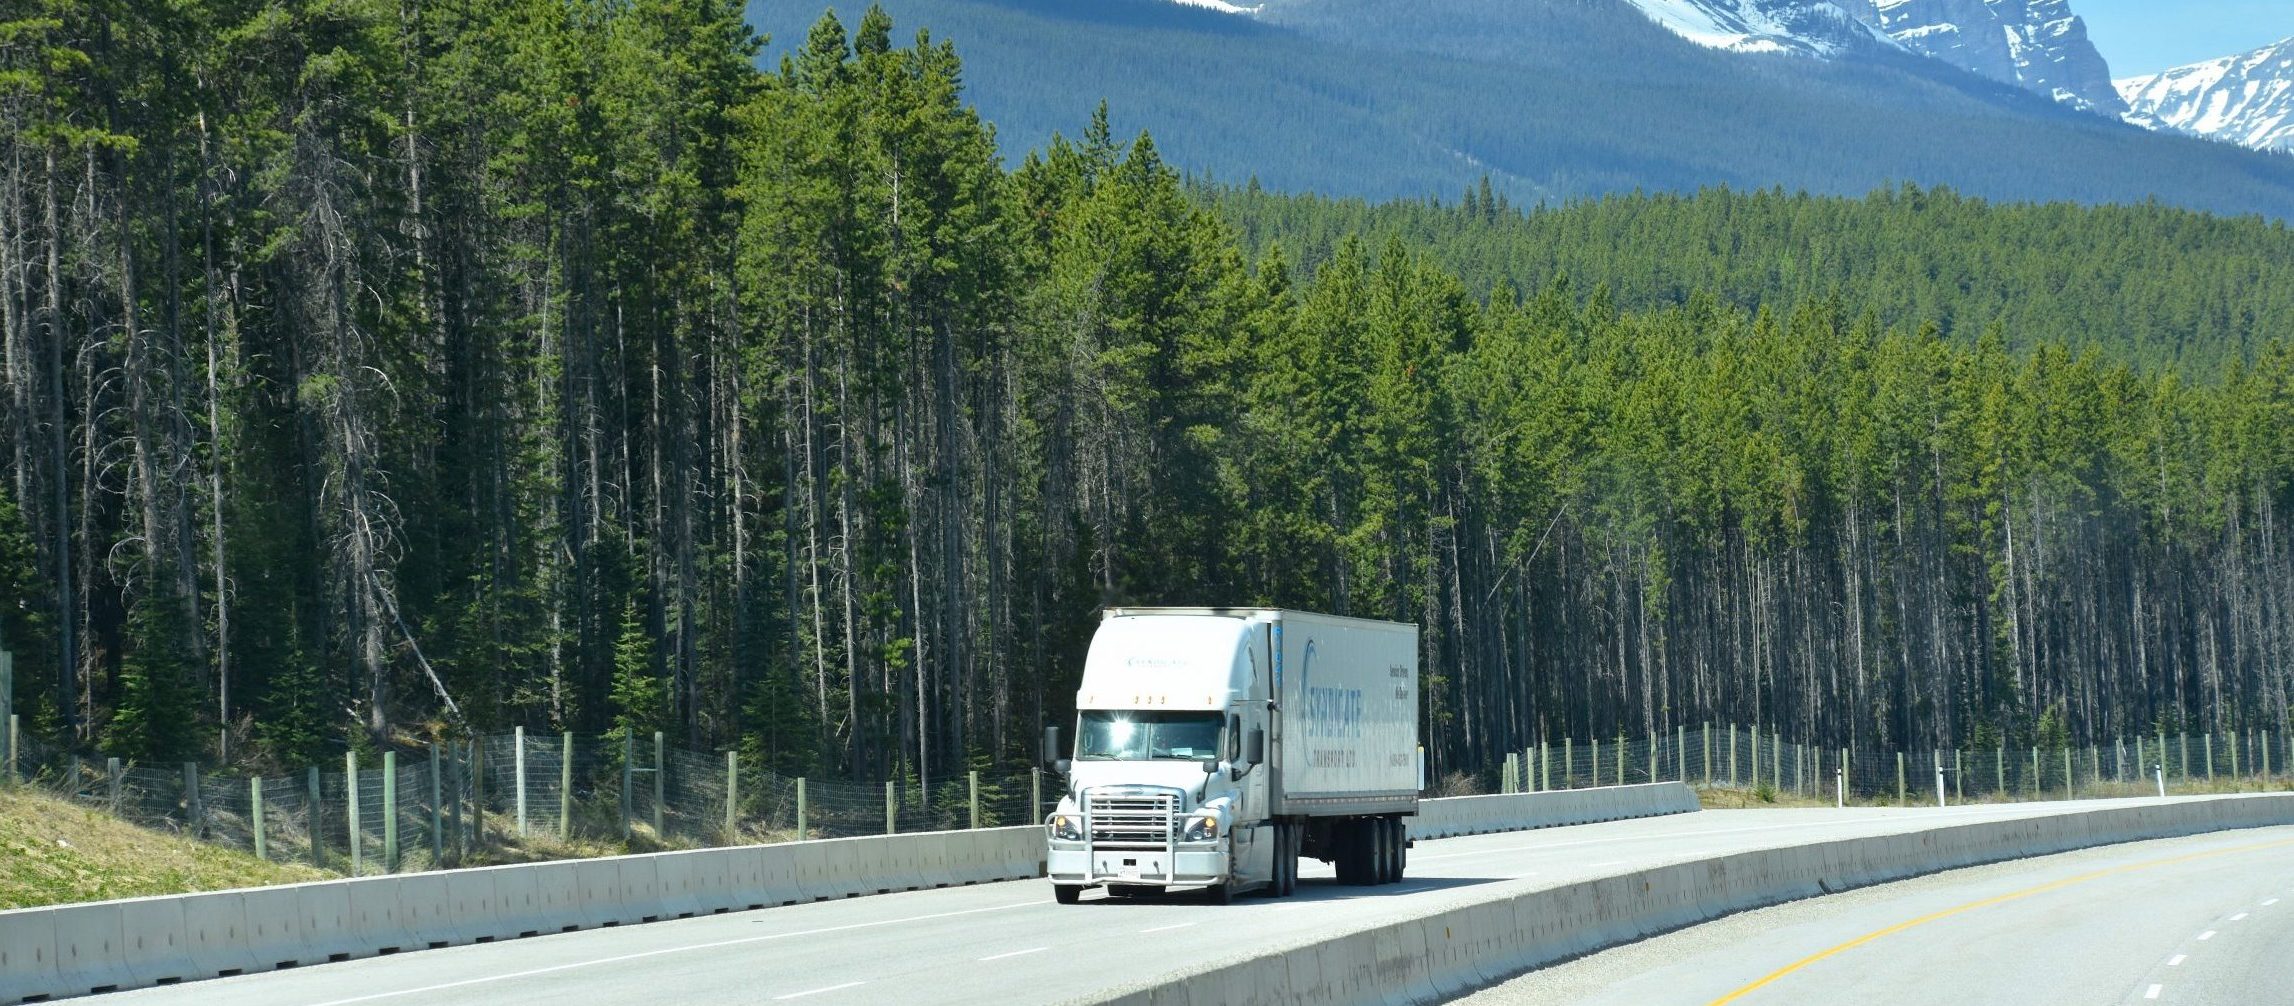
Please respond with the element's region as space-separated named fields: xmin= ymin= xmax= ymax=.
xmin=2077 ymin=0 xmax=2294 ymax=77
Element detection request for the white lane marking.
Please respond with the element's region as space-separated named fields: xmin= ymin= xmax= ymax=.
xmin=2232 ymin=912 xmax=2249 ymax=921
xmin=775 ymin=981 xmax=867 ymax=1001
xmin=2168 ymin=955 xmax=2187 ymax=966
xmin=1140 ymin=922 xmax=1196 ymax=933
xmin=301 ymin=900 xmax=1037 ymax=1005
xmin=2198 ymin=930 xmax=2217 ymax=941
xmin=2265 ymin=898 xmax=2280 ymax=906
xmin=977 ymin=946 xmax=1048 ymax=962
xmin=2145 ymin=984 xmax=2163 ymax=1000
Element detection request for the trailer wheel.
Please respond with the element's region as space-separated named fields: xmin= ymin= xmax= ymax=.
xmin=1373 ymin=818 xmax=1396 ymax=884
xmin=1054 ymin=884 xmax=1082 ymax=905
xmin=1391 ymin=819 xmax=1408 ymax=882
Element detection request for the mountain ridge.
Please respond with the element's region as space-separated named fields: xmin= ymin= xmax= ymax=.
xmin=2119 ymin=37 xmax=2294 ymax=154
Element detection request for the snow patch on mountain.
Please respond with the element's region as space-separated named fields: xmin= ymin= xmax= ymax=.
xmin=1863 ymin=0 xmax=2126 ymax=115
xmin=2118 ymin=37 xmax=2294 ymax=153
xmin=1169 ymin=0 xmax=1261 ymax=14
xmin=1624 ymin=0 xmax=1894 ymax=57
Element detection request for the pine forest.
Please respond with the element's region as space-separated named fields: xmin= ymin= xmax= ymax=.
xmin=3 ymin=1 xmax=2293 ymax=795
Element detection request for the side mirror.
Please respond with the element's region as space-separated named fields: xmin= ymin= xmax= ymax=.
xmin=1055 ymin=758 xmax=1072 ymax=775
xmin=1043 ymin=725 xmax=1061 ymax=772
xmin=1247 ymin=727 xmax=1265 ymax=765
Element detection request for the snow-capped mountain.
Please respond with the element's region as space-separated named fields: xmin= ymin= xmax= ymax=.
xmin=2118 ymin=37 xmax=2294 ymax=153
xmin=1858 ymin=0 xmax=2125 ymax=115
xmin=1613 ymin=0 xmax=2125 ymax=115
xmin=1621 ymin=0 xmax=1893 ymax=58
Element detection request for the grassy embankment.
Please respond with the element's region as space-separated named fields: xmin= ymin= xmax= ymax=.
xmin=0 ymin=786 xmax=332 ymax=910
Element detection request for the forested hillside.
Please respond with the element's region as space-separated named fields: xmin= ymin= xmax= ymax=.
xmin=1207 ymin=183 xmax=2294 ymax=373
xmin=2 ymin=2 xmax=2291 ymax=793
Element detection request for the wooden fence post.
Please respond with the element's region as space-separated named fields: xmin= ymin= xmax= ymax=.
xmin=251 ymin=777 xmax=267 ymax=860
xmin=383 ymin=750 xmax=399 ymax=873
xmin=347 ymin=750 xmax=362 ymax=876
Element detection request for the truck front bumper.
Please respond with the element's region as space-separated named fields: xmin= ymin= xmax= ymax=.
xmin=1047 ymin=845 xmax=1226 ymax=886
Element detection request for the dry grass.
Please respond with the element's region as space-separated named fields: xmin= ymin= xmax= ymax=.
xmin=0 ymin=786 xmax=334 ymax=910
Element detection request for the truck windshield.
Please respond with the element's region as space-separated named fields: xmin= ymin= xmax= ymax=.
xmin=1076 ymin=710 xmax=1224 ymax=761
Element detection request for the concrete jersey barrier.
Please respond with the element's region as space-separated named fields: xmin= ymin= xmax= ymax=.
xmin=0 ymin=781 xmax=1696 ymax=1003
xmin=0 ymin=825 xmax=1047 ymax=1005
xmin=1410 ymin=783 xmax=1699 ymax=840
xmin=1094 ymin=793 xmax=2294 ymax=1006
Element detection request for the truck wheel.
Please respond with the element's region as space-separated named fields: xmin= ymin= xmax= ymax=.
xmin=1277 ymin=822 xmax=1298 ymax=897
xmin=1373 ymin=818 xmax=1396 ymax=884
xmin=1054 ymin=884 xmax=1082 ymax=905
xmin=1390 ymin=819 xmax=1407 ymax=882
xmin=1334 ymin=823 xmax=1362 ymax=885
xmin=1207 ymin=882 xmax=1236 ymax=905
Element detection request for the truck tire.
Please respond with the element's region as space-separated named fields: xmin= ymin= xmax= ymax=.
xmin=1277 ymin=822 xmax=1298 ymax=897
xmin=1390 ymin=818 xmax=1407 ymax=882
xmin=1054 ymin=883 xmax=1082 ymax=905
xmin=1373 ymin=818 xmax=1396 ymax=884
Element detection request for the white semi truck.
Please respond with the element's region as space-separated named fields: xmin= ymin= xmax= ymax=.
xmin=1042 ymin=607 xmax=1421 ymax=903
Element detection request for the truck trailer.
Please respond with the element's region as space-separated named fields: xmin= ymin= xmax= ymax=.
xmin=1043 ymin=607 xmax=1421 ymax=903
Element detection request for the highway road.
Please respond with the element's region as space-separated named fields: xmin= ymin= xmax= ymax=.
xmin=98 ymin=797 xmax=2272 ymax=1005
xmin=1463 ymin=823 xmax=2294 ymax=1006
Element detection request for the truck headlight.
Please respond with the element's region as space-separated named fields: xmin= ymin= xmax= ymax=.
xmin=1181 ymin=813 xmax=1221 ymax=842
xmin=1047 ymin=814 xmax=1083 ymax=841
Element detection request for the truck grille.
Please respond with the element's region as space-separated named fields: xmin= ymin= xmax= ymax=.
xmin=1086 ymin=789 xmax=1178 ymax=848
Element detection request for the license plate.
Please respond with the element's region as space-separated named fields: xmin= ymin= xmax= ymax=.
xmin=1119 ymin=863 xmax=1141 ymax=880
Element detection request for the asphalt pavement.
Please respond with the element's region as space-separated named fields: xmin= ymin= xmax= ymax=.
xmin=1460 ymin=823 xmax=2294 ymax=1006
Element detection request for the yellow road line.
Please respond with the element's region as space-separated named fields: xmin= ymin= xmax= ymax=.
xmin=1706 ymin=833 xmax=2294 ymax=1005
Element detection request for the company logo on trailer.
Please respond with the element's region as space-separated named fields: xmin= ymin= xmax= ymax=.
xmin=1298 ymin=639 xmax=1363 ymax=739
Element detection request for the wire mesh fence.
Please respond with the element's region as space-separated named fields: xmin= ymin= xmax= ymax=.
xmin=2 ymin=712 xmax=2288 ymax=879
xmin=1487 ymin=724 xmax=2294 ymax=807
xmin=0 ymin=723 xmax=1053 ymax=877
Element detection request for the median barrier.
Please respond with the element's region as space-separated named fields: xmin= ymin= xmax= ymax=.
xmin=716 ymin=845 xmax=766 ymax=910
xmin=788 ymin=838 xmax=834 ymax=902
xmin=177 ymin=888 xmax=260 ymax=979
xmin=444 ymin=868 xmax=503 ymax=943
xmin=236 ymin=885 xmax=305 ymax=971
xmin=1105 ymin=794 xmax=2294 ymax=1006
xmin=909 ymin=831 xmax=948 ymax=889
xmin=612 ymin=855 xmax=664 ymax=924
xmin=489 ymin=860 xmax=550 ymax=939
xmin=570 ymin=858 xmax=624 ymax=928
xmin=769 ymin=844 xmax=811 ymax=905
xmin=394 ymin=870 xmax=456 ymax=948
xmin=1410 ymin=783 xmax=1698 ymax=842
xmin=824 ymin=834 xmax=874 ymax=898
xmin=0 ymin=908 xmax=57 ymax=1004
xmin=345 ymin=875 xmax=416 ymax=955
xmin=530 ymin=859 xmax=585 ymax=934
xmin=885 ymin=832 xmax=930 ymax=892
xmin=293 ymin=880 xmax=353 ymax=960
xmin=115 ymin=896 xmax=192 ymax=987
xmin=653 ymin=848 xmax=711 ymax=917
xmin=47 ymin=900 xmax=132 ymax=997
